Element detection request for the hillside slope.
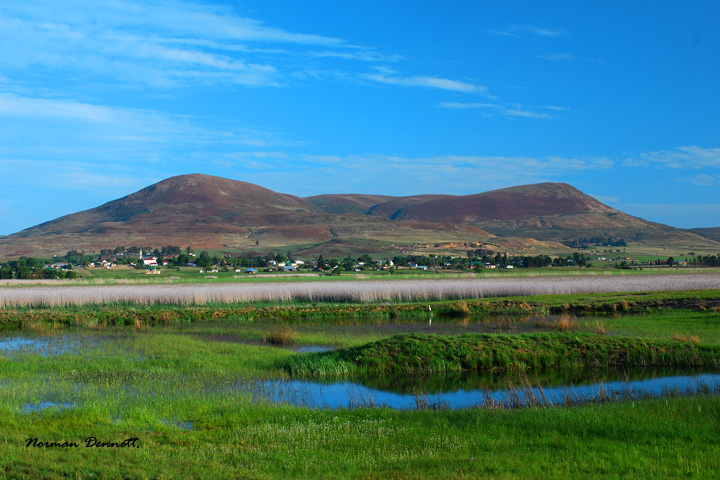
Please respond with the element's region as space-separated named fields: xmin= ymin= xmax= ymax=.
xmin=0 ymin=176 xmax=717 ymax=258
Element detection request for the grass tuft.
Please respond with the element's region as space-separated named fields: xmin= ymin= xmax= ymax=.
xmin=537 ymin=314 xmax=578 ymax=331
xmin=672 ymin=333 xmax=701 ymax=344
xmin=263 ymin=326 xmax=300 ymax=345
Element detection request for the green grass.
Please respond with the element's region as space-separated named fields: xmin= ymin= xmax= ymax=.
xmin=2 ymin=288 xmax=718 ymax=330
xmin=1 ymin=328 xmax=720 ymax=479
xmin=285 ymin=332 xmax=720 ymax=376
xmin=2 ymin=288 xmax=720 ymax=478
xmin=579 ymin=311 xmax=720 ymax=345
xmin=2 ymin=395 xmax=719 ymax=479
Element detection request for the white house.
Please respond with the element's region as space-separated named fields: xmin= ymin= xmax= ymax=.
xmin=142 ymin=257 xmax=158 ymax=267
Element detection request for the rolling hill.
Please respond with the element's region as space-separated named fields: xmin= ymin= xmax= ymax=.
xmin=0 ymin=174 xmax=717 ymax=258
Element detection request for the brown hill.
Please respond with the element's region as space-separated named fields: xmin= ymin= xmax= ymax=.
xmin=0 ymin=174 xmax=494 ymax=257
xmin=306 ymin=194 xmax=395 ymax=215
xmin=1 ymin=174 xmax=326 ymax=257
xmin=367 ymin=195 xmax=453 ymax=219
xmin=359 ymin=183 xmax=708 ymax=245
xmin=17 ymin=174 xmax=322 ymax=234
xmin=384 ymin=184 xmax=608 ymax=222
xmin=689 ymin=227 xmax=720 ymax=242
xmin=0 ymin=175 xmax=717 ymax=258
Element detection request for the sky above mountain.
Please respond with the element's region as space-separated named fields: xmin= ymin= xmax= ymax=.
xmin=0 ymin=0 xmax=718 ymax=235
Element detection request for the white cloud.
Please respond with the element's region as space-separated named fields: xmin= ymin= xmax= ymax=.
xmin=624 ymin=146 xmax=720 ymax=169
xmin=0 ymin=93 xmax=296 ymax=169
xmin=437 ymin=102 xmax=563 ymax=119
xmin=224 ymin=152 xmax=616 ymax=198
xmin=366 ymin=68 xmax=487 ymax=94
xmin=688 ymin=174 xmax=720 ymax=186
xmin=538 ymin=53 xmax=578 ymax=62
xmin=488 ymin=25 xmax=564 ymax=39
xmin=0 ymin=0 xmax=387 ymax=89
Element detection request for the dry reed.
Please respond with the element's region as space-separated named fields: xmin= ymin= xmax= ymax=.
xmin=537 ymin=314 xmax=579 ymax=331
xmin=1 ymin=274 xmax=718 ymax=308
xmin=263 ymin=326 xmax=300 ymax=346
xmin=672 ymin=333 xmax=701 ymax=344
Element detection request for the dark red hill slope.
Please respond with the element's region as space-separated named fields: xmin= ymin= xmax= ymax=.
xmin=388 ymin=183 xmax=610 ymax=222
xmin=0 ymin=176 xmax=717 ymax=258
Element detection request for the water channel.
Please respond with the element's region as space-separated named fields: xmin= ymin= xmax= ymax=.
xmin=3 ymin=317 xmax=719 ymax=411
xmin=256 ymin=369 xmax=720 ymax=410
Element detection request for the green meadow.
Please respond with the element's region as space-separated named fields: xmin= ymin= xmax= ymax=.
xmin=0 ymin=282 xmax=719 ymax=478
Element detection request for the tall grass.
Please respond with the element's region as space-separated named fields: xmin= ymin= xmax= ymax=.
xmin=536 ymin=313 xmax=578 ymax=331
xmin=286 ymin=332 xmax=720 ymax=376
xmin=1 ymin=274 xmax=718 ymax=308
xmin=263 ymin=326 xmax=300 ymax=346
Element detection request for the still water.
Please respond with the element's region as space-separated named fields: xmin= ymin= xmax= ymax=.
xmin=3 ymin=323 xmax=719 ymax=411
xmin=256 ymin=369 xmax=720 ymax=410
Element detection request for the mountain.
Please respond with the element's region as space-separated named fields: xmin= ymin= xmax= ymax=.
xmin=306 ymin=194 xmax=395 ymax=215
xmin=314 ymin=183 xmax=707 ymax=245
xmin=0 ymin=174 xmax=717 ymax=258
xmin=689 ymin=227 xmax=720 ymax=243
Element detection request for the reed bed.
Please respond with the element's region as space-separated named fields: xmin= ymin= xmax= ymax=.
xmin=1 ymin=274 xmax=718 ymax=308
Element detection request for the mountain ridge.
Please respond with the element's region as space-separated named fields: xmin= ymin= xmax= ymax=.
xmin=0 ymin=174 xmax=717 ymax=258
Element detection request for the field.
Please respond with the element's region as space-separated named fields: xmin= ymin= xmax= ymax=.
xmin=1 ymin=271 xmax=719 ymax=479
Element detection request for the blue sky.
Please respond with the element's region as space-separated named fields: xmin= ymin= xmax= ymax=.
xmin=1 ymin=0 xmax=718 ymax=235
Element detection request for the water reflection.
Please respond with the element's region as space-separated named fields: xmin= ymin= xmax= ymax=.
xmin=256 ymin=369 xmax=720 ymax=410
xmin=0 ymin=334 xmax=102 ymax=356
xmin=21 ymin=401 xmax=74 ymax=414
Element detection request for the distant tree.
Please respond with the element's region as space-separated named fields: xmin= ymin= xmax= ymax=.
xmin=357 ymin=254 xmax=373 ymax=264
xmin=15 ymin=266 xmax=30 ymax=279
xmin=196 ymin=251 xmax=212 ymax=268
xmin=666 ymin=257 xmax=675 ymax=266
xmin=65 ymin=250 xmax=83 ymax=263
xmin=342 ymin=256 xmax=355 ymax=271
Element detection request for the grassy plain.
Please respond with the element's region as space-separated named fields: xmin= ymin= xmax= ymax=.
xmin=0 ymin=274 xmax=719 ymax=478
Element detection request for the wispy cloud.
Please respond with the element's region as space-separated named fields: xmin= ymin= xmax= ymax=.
xmin=688 ymin=174 xmax=720 ymax=186
xmin=0 ymin=0 xmax=384 ymax=89
xmin=538 ymin=53 xmax=578 ymax=62
xmin=366 ymin=67 xmax=488 ymax=94
xmin=624 ymin=146 xmax=720 ymax=169
xmin=437 ymin=102 xmax=565 ymax=119
xmin=0 ymin=93 xmax=296 ymax=167
xmin=488 ymin=24 xmax=563 ymax=39
xmin=221 ymin=152 xmax=615 ymax=197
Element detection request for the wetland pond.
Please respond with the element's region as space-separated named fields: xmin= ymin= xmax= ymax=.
xmin=3 ymin=315 xmax=720 ymax=411
xmin=256 ymin=368 xmax=720 ymax=410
